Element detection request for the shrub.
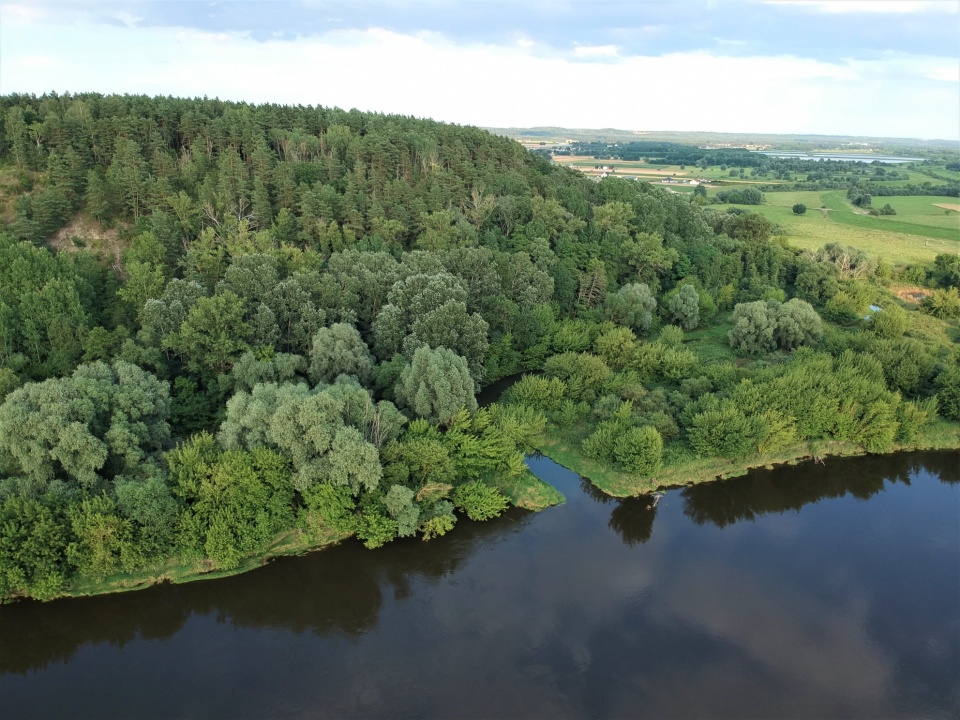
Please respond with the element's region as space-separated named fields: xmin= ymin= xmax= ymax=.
xmin=452 ymin=481 xmax=509 ymax=521
xmin=921 ymin=287 xmax=960 ymax=319
xmin=613 ymin=426 xmax=663 ymax=476
xmin=774 ymin=299 xmax=823 ymax=350
xmin=665 ymin=284 xmax=701 ymax=330
xmin=728 ymin=301 xmax=777 ymax=355
xmin=792 ymin=203 xmax=807 ymax=215
xmin=508 ymin=375 xmax=567 ymax=412
xmin=870 ymin=304 xmax=910 ymax=338
xmin=658 ymin=325 xmax=684 ymax=347
xmin=935 ymin=366 xmax=960 ymax=421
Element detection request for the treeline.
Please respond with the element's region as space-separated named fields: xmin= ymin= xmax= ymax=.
xmin=0 ymin=93 xmax=958 ymax=601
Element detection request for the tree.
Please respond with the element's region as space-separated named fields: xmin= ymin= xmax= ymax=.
xmin=452 ymin=481 xmax=509 ymax=521
xmin=665 ymin=284 xmax=700 ymax=330
xmin=774 ymin=299 xmax=822 ymax=350
xmin=870 ymin=304 xmax=910 ymax=338
xmin=605 ymin=283 xmax=656 ymax=332
xmin=792 ymin=203 xmax=807 ymax=215
xmin=728 ymin=300 xmax=777 ymax=355
xmin=921 ymin=287 xmax=960 ymax=319
xmin=167 ymin=291 xmax=252 ymax=372
xmin=396 ymin=346 xmax=477 ymax=425
xmin=309 ymin=323 xmax=374 ymax=385
xmin=0 ymin=361 xmax=171 ymax=491
xmin=613 ymin=425 xmax=663 ymax=476
xmin=0 ymin=495 xmax=69 ymax=600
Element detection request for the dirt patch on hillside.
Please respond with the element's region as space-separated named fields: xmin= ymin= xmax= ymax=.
xmin=933 ymin=203 xmax=960 ymax=212
xmin=891 ymin=284 xmax=931 ymax=304
xmin=48 ymin=214 xmax=126 ymax=266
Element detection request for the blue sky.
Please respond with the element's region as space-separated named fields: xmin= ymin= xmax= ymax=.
xmin=2 ymin=0 xmax=958 ymax=138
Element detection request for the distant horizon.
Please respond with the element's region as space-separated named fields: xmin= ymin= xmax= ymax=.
xmin=2 ymin=1 xmax=957 ymax=139
xmin=483 ymin=125 xmax=960 ymax=145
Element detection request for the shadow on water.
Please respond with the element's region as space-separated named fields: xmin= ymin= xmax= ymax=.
xmin=1 ymin=449 xmax=957 ymax=720
xmin=0 ymin=504 xmax=534 ymax=676
xmin=680 ymin=449 xmax=960 ymax=529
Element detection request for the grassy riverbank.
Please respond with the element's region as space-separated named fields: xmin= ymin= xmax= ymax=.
xmin=538 ymin=420 xmax=960 ymax=497
xmin=46 ymin=470 xmax=563 ymax=602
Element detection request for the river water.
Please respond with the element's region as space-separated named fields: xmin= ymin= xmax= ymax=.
xmin=1 ymin=451 xmax=958 ymax=719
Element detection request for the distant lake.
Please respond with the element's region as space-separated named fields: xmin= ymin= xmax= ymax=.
xmin=751 ymin=151 xmax=923 ymax=164
xmin=1 ymin=450 xmax=958 ymax=719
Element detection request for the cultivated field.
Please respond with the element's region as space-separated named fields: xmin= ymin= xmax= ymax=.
xmin=728 ymin=191 xmax=958 ymax=265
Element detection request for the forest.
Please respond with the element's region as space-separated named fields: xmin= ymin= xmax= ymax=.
xmin=0 ymin=92 xmax=958 ymax=601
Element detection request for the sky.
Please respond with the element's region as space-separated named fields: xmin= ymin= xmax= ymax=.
xmin=1 ymin=0 xmax=958 ymax=139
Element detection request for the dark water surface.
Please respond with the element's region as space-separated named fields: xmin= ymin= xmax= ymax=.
xmin=2 ymin=451 xmax=958 ymax=719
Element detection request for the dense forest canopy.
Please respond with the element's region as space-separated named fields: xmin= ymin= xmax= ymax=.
xmin=0 ymin=93 xmax=957 ymax=601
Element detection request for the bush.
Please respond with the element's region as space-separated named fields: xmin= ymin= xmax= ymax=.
xmin=792 ymin=203 xmax=807 ymax=215
xmin=664 ymin=284 xmax=701 ymax=330
xmin=658 ymin=325 xmax=684 ymax=347
xmin=774 ymin=299 xmax=823 ymax=350
xmin=728 ymin=301 xmax=777 ymax=355
xmin=921 ymin=287 xmax=960 ymax=319
xmin=508 ymin=375 xmax=567 ymax=412
xmin=935 ymin=366 xmax=960 ymax=421
xmin=870 ymin=304 xmax=910 ymax=338
xmin=613 ymin=426 xmax=663 ymax=476
xmin=452 ymin=481 xmax=509 ymax=521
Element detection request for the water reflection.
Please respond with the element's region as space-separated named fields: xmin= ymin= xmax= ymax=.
xmin=1 ymin=451 xmax=957 ymax=720
xmin=679 ymin=451 xmax=957 ymax=529
xmin=0 ymin=508 xmax=533 ymax=676
xmin=608 ymin=495 xmax=658 ymax=545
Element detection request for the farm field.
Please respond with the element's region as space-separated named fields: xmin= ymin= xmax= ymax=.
xmin=728 ymin=191 xmax=958 ymax=265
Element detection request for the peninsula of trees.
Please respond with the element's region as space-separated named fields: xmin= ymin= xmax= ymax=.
xmin=0 ymin=93 xmax=957 ymax=601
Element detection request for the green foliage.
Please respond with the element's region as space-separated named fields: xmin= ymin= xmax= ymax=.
xmin=921 ymin=287 xmax=960 ymax=319
xmin=896 ymin=397 xmax=938 ymax=444
xmin=728 ymin=299 xmax=821 ymax=355
xmin=0 ymin=494 xmax=69 ymax=600
xmin=594 ymin=326 xmax=637 ymax=370
xmin=687 ymin=402 xmax=764 ymax=460
xmin=543 ymin=352 xmax=612 ymax=402
xmin=0 ymin=361 xmax=171 ymax=491
xmin=383 ymin=484 xmax=420 ymax=537
xmin=870 ymin=304 xmax=910 ymax=338
xmin=507 ymin=375 xmax=567 ymax=412
xmin=171 ymin=443 xmax=295 ymax=569
xmin=67 ymin=494 xmax=136 ymax=580
xmin=396 ymin=346 xmax=477 ymax=425
xmin=774 ymin=299 xmax=823 ymax=350
xmin=658 ymin=325 xmax=684 ymax=347
xmin=934 ymin=366 xmax=960 ymax=421
xmin=728 ymin=301 xmax=777 ymax=355
xmin=605 ymin=283 xmax=657 ymax=332
xmin=613 ymin=426 xmax=663 ymax=476
xmin=792 ymin=203 xmax=807 ymax=215
xmin=301 ymin=483 xmax=356 ymax=535
xmin=452 ymin=481 xmax=509 ymax=521
xmin=309 ymin=322 xmax=374 ymax=385
xmin=664 ymin=284 xmax=701 ymax=330
xmin=167 ymin=291 xmax=252 ymax=372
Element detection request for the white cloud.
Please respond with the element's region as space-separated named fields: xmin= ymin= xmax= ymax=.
xmin=0 ymin=19 xmax=956 ymax=139
xmin=765 ymin=0 xmax=959 ymax=13
xmin=573 ymin=44 xmax=618 ymax=58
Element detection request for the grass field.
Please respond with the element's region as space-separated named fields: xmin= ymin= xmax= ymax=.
xmin=723 ymin=191 xmax=958 ymax=264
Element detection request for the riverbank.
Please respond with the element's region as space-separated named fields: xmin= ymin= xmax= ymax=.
xmin=538 ymin=419 xmax=960 ymax=497
xmin=15 ymin=465 xmax=564 ymax=603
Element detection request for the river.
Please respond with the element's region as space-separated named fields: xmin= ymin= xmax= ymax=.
xmin=1 ymin=450 xmax=957 ymax=719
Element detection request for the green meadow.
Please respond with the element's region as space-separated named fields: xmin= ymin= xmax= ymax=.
xmin=725 ymin=191 xmax=958 ymax=264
